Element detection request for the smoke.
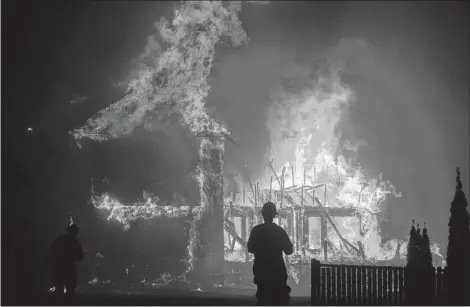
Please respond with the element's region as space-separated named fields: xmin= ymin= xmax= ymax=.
xmin=208 ymin=2 xmax=468 ymax=247
xmin=265 ymin=59 xmax=353 ymax=172
xmin=324 ymin=37 xmax=468 ymax=244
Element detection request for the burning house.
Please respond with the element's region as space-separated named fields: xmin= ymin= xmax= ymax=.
xmin=69 ymin=1 xmax=445 ymax=291
xmin=223 ymin=156 xmax=401 ymax=267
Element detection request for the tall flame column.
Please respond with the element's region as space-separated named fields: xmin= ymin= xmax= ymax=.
xmin=187 ymin=136 xmax=225 ymax=280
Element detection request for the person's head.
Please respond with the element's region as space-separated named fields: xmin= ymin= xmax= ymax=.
xmin=260 ymin=202 xmax=278 ymax=223
xmin=66 ymin=224 xmax=80 ymax=237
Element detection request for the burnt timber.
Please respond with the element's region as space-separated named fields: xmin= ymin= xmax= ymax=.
xmin=222 ymin=159 xmax=364 ymax=264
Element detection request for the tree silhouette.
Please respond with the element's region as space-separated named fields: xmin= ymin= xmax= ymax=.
xmin=406 ymin=220 xmax=418 ymax=268
xmin=415 ymin=223 xmax=422 ymax=264
xmin=406 ymin=220 xmax=419 ymax=304
xmin=420 ymin=223 xmax=433 ymax=269
xmin=445 ymin=167 xmax=470 ymax=305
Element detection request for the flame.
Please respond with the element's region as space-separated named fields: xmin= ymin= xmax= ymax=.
xmin=70 ymin=1 xmax=248 ymax=143
xmin=90 ymin=189 xmax=200 ymax=231
xmin=262 ymin=66 xmax=404 ymax=261
xmin=224 ymin=64 xmax=407 ymax=263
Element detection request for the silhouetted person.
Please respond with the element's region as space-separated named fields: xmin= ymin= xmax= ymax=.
xmin=248 ymin=202 xmax=293 ymax=305
xmin=44 ymin=224 xmax=84 ymax=299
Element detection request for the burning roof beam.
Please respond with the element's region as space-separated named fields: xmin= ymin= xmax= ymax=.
xmin=312 ymin=195 xmax=362 ymax=257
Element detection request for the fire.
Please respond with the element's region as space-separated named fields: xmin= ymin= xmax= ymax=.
xmin=224 ymin=64 xmax=405 ymax=264
xmin=70 ymin=1 xmax=247 ymax=144
xmin=73 ymin=1 xmax=249 ymax=276
xmin=90 ymin=189 xmax=200 ymax=231
xmin=72 ymin=0 xmax=438 ymax=283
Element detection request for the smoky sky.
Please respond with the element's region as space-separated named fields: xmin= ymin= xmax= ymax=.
xmin=208 ymin=1 xmax=469 ymax=245
xmin=2 ymin=1 xmax=468 ymax=301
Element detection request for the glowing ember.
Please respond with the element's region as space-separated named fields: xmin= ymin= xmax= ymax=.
xmin=48 ymin=287 xmax=66 ymax=294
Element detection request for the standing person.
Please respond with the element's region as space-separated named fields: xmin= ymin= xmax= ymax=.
xmin=44 ymin=223 xmax=84 ymax=300
xmin=247 ymin=202 xmax=293 ymax=305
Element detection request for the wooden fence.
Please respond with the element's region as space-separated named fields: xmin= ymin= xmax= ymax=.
xmin=310 ymin=260 xmax=445 ymax=305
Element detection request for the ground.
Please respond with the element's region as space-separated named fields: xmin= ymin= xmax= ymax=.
xmin=36 ymin=290 xmax=311 ymax=306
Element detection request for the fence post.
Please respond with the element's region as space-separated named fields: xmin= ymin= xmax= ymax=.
xmin=311 ymin=259 xmax=321 ymax=305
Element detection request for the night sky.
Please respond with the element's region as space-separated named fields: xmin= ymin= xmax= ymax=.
xmin=2 ymin=1 xmax=468 ymax=303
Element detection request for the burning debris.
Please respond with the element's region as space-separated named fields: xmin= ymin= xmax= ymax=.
xmin=90 ymin=189 xmax=201 ymax=230
xmin=222 ymin=65 xmax=405 ymax=266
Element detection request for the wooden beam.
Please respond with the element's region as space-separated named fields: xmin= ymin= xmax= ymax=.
xmin=267 ymin=160 xmax=282 ymax=187
xmin=232 ymin=206 xmax=356 ymax=217
xmin=280 ymin=167 xmax=285 ymax=209
xmin=248 ymin=179 xmax=255 ymax=206
xmin=269 ymin=176 xmax=273 ymax=201
xmin=308 ymin=195 xmax=362 ymax=256
xmin=304 ymin=207 xmax=356 ymax=217
xmin=241 ymin=216 xmax=247 ymax=242
xmin=243 ymin=184 xmax=246 ymax=206
xmin=357 ymin=241 xmax=366 ymax=261
xmin=254 ymin=182 xmax=258 ymax=207
xmin=246 ymin=213 xmax=253 ymax=262
xmin=224 ymin=218 xmax=246 ymax=249
xmin=230 ymin=230 xmax=237 ymax=252
xmin=320 ymin=212 xmax=327 ymax=251
xmin=287 ymin=210 xmax=293 ymax=239
xmin=294 ymin=210 xmax=302 ymax=251
xmin=284 ymin=185 xmax=298 ymax=191
xmin=302 ymin=209 xmax=309 ymax=253
xmin=291 ymin=164 xmax=295 ymax=187
xmin=301 ymin=169 xmax=305 ymax=208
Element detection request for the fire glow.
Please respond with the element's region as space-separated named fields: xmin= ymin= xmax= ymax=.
xmin=223 ymin=66 xmax=405 ymax=265
xmin=72 ymin=1 xmax=441 ymax=283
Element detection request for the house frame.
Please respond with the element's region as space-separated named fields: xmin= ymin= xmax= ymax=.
xmin=223 ymin=159 xmax=365 ymax=263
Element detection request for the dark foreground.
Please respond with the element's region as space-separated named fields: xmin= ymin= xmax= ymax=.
xmin=35 ymin=293 xmax=311 ymax=306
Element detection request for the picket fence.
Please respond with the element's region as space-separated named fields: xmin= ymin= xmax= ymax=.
xmin=310 ymin=261 xmax=445 ymax=305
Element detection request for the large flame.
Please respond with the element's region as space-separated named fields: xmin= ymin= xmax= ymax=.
xmin=71 ymin=1 xmax=247 ymax=143
xmin=224 ymin=64 xmax=405 ymax=264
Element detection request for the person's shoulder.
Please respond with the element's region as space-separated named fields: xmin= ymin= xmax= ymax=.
xmin=276 ymin=224 xmax=288 ymax=233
